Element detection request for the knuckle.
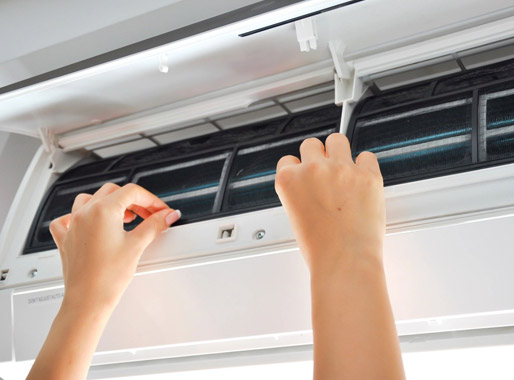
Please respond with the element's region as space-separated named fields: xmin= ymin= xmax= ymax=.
xmin=49 ymin=218 xmax=59 ymax=233
xmin=300 ymin=137 xmax=321 ymax=150
xmin=155 ymin=215 xmax=167 ymax=231
xmin=358 ymin=150 xmax=377 ymax=161
xmin=278 ymin=154 xmax=296 ymax=164
xmin=275 ymin=167 xmax=295 ymax=190
xmin=304 ymin=161 xmax=322 ymax=174
xmin=141 ymin=216 xmax=166 ymax=237
xmin=122 ymin=183 xmax=142 ymax=197
xmin=99 ymin=182 xmax=119 ymax=192
xmin=123 ymin=183 xmax=139 ymax=191
xmin=334 ymin=164 xmax=351 ymax=182
xmin=88 ymin=201 xmax=108 ymax=217
xmin=361 ymin=169 xmax=382 ymax=187
xmin=333 ymin=161 xmax=349 ymax=173
xmin=73 ymin=193 xmax=91 ymax=207
xmin=75 ymin=193 xmax=89 ymax=201
xmin=71 ymin=208 xmax=85 ymax=223
xmin=327 ymin=132 xmax=347 ymax=144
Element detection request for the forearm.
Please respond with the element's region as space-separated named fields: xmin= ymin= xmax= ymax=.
xmin=26 ymin=298 xmax=114 ymax=380
xmin=310 ymin=254 xmax=405 ymax=380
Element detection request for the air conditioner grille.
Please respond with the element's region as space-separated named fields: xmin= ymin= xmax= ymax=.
xmin=350 ymin=57 xmax=514 ymax=186
xmin=25 ymin=172 xmax=130 ymax=253
xmin=112 ymin=118 xmax=287 ymax=171
xmin=23 ymin=104 xmax=339 ymax=254
xmin=359 ymin=82 xmax=432 ymax=114
xmin=479 ymin=83 xmax=514 ymax=162
xmin=353 ymin=97 xmax=473 ymax=180
xmin=434 ymin=59 xmax=514 ymax=95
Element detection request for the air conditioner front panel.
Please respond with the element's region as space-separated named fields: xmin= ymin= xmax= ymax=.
xmin=0 ymin=290 xmax=12 ymax=362
xmin=10 ymin=210 xmax=514 ymax=364
xmin=12 ymin=245 xmax=312 ymax=363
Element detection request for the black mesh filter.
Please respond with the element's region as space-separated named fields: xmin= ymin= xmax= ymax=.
xmin=58 ymin=158 xmax=117 ymax=181
xmin=134 ymin=155 xmax=226 ymax=199
xmin=23 ymin=104 xmax=342 ymax=254
xmin=481 ymin=91 xmax=514 ymax=161
xmin=359 ymin=82 xmax=432 ymax=114
xmin=434 ymin=58 xmax=514 ymax=95
xmin=223 ymin=128 xmax=335 ymax=211
xmin=485 ymin=132 xmax=514 ymax=160
xmin=133 ymin=153 xmax=228 ymax=222
xmin=377 ymin=142 xmax=471 ymax=179
xmin=353 ymin=97 xmax=473 ymax=181
xmin=224 ymin=181 xmax=278 ymax=211
xmin=113 ymin=118 xmax=285 ymax=170
xmin=284 ymin=106 xmax=340 ymax=133
xmin=164 ymin=193 xmax=218 ymax=221
xmin=26 ymin=172 xmax=129 ymax=252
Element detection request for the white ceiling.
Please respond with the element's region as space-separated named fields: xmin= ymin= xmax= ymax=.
xmin=0 ymin=0 xmax=183 ymax=61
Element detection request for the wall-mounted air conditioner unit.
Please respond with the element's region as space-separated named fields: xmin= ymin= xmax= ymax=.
xmin=2 ymin=0 xmax=514 ymax=376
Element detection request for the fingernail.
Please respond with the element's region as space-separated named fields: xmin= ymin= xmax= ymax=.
xmin=165 ymin=209 xmax=181 ymax=226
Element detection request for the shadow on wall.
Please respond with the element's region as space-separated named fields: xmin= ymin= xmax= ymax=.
xmin=0 ymin=132 xmax=40 ymax=232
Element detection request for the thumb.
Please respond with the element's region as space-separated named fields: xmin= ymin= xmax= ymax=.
xmin=129 ymin=208 xmax=181 ymax=251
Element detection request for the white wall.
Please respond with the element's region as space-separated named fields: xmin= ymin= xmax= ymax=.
xmin=0 ymin=0 xmax=262 ymax=87
xmin=0 ymin=132 xmax=40 ymax=233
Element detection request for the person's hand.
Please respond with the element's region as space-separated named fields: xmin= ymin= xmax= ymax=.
xmin=49 ymin=183 xmax=181 ymax=312
xmin=275 ymin=134 xmax=405 ymax=380
xmin=275 ymin=133 xmax=385 ymax=277
xmin=27 ymin=183 xmax=181 ymax=380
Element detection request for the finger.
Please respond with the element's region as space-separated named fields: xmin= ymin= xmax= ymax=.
xmin=299 ymin=137 xmax=326 ymax=163
xmin=124 ymin=210 xmax=138 ymax=223
xmin=129 ymin=209 xmax=181 ymax=252
xmin=356 ymin=151 xmax=382 ymax=177
xmin=276 ymin=155 xmax=300 ymax=173
xmin=49 ymin=214 xmax=71 ymax=248
xmin=71 ymin=193 xmax=92 ymax=213
xmin=127 ymin=204 xmax=152 ymax=220
xmin=325 ymin=133 xmax=353 ymax=163
xmin=105 ymin=183 xmax=169 ymax=214
xmin=91 ymin=182 xmax=121 ymax=201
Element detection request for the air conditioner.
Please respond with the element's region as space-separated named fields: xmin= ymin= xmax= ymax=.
xmin=2 ymin=0 xmax=514 ymax=377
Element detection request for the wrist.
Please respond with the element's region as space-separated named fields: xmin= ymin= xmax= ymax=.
xmin=309 ymin=247 xmax=384 ymax=284
xmin=61 ymin=291 xmax=117 ymax=319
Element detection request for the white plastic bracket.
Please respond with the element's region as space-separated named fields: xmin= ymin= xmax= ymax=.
xmin=158 ymin=53 xmax=169 ymax=74
xmin=329 ymin=41 xmax=353 ymax=80
xmin=295 ymin=18 xmax=318 ymax=52
xmin=38 ymin=128 xmax=83 ymax=174
xmin=329 ymin=41 xmax=367 ymax=134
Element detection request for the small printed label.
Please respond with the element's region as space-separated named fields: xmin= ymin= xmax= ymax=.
xmin=27 ymin=291 xmax=64 ymax=305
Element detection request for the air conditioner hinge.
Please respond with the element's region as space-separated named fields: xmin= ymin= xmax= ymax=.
xmin=38 ymin=128 xmax=83 ymax=174
xmin=329 ymin=41 xmax=367 ymax=134
xmin=295 ymin=17 xmax=318 ymax=52
xmin=329 ymin=40 xmax=366 ymax=106
xmin=329 ymin=41 xmax=353 ymax=81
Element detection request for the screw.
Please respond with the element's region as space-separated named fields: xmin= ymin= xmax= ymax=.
xmin=255 ymin=230 xmax=266 ymax=240
xmin=29 ymin=269 xmax=38 ymax=278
